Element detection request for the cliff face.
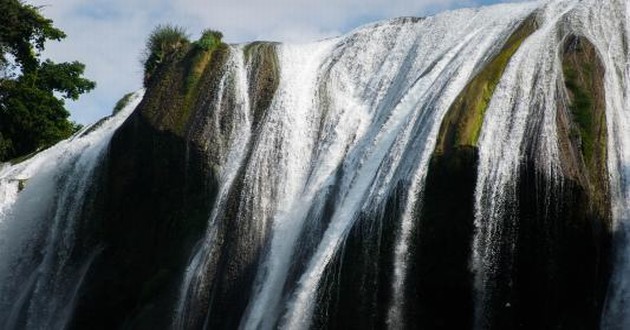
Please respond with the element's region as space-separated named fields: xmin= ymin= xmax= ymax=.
xmin=70 ymin=41 xmax=281 ymax=328
xmin=74 ymin=15 xmax=613 ymax=330
xmin=410 ymin=16 xmax=538 ymax=329
xmin=413 ymin=20 xmax=612 ymax=329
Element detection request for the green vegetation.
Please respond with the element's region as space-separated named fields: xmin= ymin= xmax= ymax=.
xmin=142 ymin=24 xmax=190 ymax=87
xmin=141 ymin=26 xmax=228 ymax=133
xmin=563 ymin=55 xmax=596 ymax=163
xmin=113 ymin=92 xmax=135 ymax=115
xmin=560 ymin=35 xmax=610 ymax=217
xmin=140 ymin=25 xmax=228 ymax=135
xmin=0 ymin=0 xmax=95 ymax=161
xmin=435 ymin=16 xmax=537 ymax=154
xmin=194 ymin=29 xmax=223 ymax=51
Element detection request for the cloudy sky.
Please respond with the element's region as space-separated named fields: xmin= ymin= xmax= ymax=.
xmin=30 ymin=0 xmax=530 ymax=124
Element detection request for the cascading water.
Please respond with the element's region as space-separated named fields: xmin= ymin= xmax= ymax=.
xmin=469 ymin=0 xmax=630 ymax=328
xmin=3 ymin=0 xmax=630 ymax=329
xmin=0 ymin=91 xmax=143 ymax=329
xmin=277 ymin=7 xmax=536 ymax=329
xmin=170 ymin=4 xmax=537 ymax=329
xmin=472 ymin=1 xmax=574 ymax=326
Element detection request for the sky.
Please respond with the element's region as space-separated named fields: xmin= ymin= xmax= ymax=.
xmin=30 ymin=0 xmax=530 ymax=124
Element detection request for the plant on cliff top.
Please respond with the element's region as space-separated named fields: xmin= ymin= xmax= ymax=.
xmin=194 ymin=29 xmax=223 ymax=51
xmin=142 ymin=24 xmax=190 ymax=86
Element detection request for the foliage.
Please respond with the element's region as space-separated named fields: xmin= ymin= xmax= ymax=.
xmin=142 ymin=24 xmax=190 ymax=86
xmin=139 ymin=25 xmax=228 ymax=133
xmin=0 ymin=0 xmax=95 ymax=161
xmin=0 ymin=0 xmax=65 ymax=75
xmin=194 ymin=29 xmax=223 ymax=51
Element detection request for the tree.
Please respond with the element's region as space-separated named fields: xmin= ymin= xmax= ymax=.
xmin=0 ymin=0 xmax=95 ymax=161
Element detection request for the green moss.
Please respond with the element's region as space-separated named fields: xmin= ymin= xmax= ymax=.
xmin=435 ymin=16 xmax=538 ymax=154
xmin=113 ymin=92 xmax=134 ymax=115
xmin=560 ymin=35 xmax=609 ymax=218
xmin=176 ymin=43 xmax=230 ymax=134
xmin=184 ymin=29 xmax=224 ymax=92
xmin=563 ymin=59 xmax=596 ymax=163
xmin=194 ymin=29 xmax=223 ymax=51
xmin=137 ymin=25 xmax=230 ymax=137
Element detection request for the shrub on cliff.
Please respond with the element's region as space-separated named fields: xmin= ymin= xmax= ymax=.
xmin=142 ymin=24 xmax=190 ymax=86
xmin=194 ymin=29 xmax=223 ymax=51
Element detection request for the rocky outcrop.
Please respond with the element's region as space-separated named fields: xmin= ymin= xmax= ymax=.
xmin=507 ymin=35 xmax=611 ymax=330
xmin=410 ymin=19 xmax=611 ymax=330
xmin=66 ymin=19 xmax=612 ymax=330
xmin=69 ymin=41 xmax=281 ymax=329
xmin=408 ymin=15 xmax=538 ymax=330
xmin=488 ymin=34 xmax=611 ymax=330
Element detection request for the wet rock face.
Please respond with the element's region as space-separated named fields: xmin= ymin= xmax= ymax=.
xmin=411 ymin=146 xmax=478 ymax=330
xmin=488 ymin=34 xmax=611 ymax=330
xmin=407 ymin=23 xmax=612 ymax=330
xmin=506 ymin=34 xmax=611 ymax=330
xmin=69 ymin=43 xmax=281 ymax=329
xmin=69 ymin=67 xmax=221 ymax=329
xmin=66 ymin=22 xmax=612 ymax=330
xmin=71 ymin=113 xmax=217 ymax=330
xmin=405 ymin=16 xmax=538 ymax=330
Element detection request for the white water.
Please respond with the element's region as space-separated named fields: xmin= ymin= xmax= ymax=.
xmin=239 ymin=39 xmax=339 ymax=330
xmin=3 ymin=0 xmax=630 ymax=329
xmin=277 ymin=6 xmax=536 ymax=329
xmin=578 ymin=0 xmax=630 ymax=328
xmin=471 ymin=0 xmax=630 ymax=328
xmin=472 ymin=1 xmax=576 ymax=326
xmin=170 ymin=4 xmax=536 ymax=329
xmin=0 ymin=91 xmax=143 ymax=329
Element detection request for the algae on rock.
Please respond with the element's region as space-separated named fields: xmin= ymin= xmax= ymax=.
xmin=435 ymin=16 xmax=538 ymax=154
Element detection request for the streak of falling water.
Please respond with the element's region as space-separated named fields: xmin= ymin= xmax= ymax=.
xmin=173 ymin=46 xmax=253 ymax=329
xmin=0 ymin=90 xmax=143 ymax=330
xmin=239 ymin=39 xmax=340 ymax=330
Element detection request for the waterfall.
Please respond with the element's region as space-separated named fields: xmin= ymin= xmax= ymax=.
xmin=0 ymin=91 xmax=143 ymax=329
xmin=277 ymin=6 xmax=536 ymax=329
xmin=166 ymin=4 xmax=536 ymax=329
xmin=3 ymin=0 xmax=630 ymax=329
xmin=470 ymin=0 xmax=630 ymax=328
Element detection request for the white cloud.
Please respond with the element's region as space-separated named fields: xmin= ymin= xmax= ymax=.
xmin=29 ymin=0 xmax=513 ymax=124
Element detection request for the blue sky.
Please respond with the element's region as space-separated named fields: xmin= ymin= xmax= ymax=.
xmin=31 ymin=0 xmax=532 ymax=124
